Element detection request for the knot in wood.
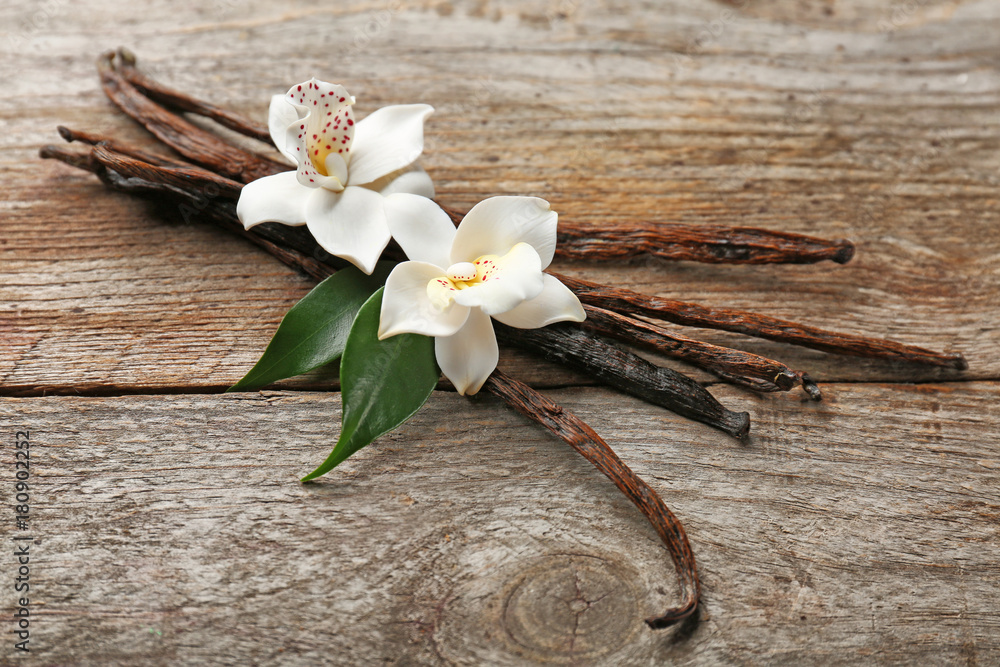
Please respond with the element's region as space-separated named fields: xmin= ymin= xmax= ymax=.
xmin=500 ymin=555 xmax=639 ymax=662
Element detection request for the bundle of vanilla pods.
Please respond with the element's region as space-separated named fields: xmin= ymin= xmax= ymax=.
xmin=41 ymin=49 xmax=966 ymax=630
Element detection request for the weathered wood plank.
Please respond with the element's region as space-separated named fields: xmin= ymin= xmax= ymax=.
xmin=2 ymin=0 xmax=998 ymax=395
xmin=1 ymin=2 xmax=998 ymax=662
xmin=1 ymin=382 xmax=997 ymax=664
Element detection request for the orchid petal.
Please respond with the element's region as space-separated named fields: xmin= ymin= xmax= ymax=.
xmin=347 ymin=104 xmax=434 ymax=186
xmin=267 ymin=94 xmax=298 ymax=163
xmin=236 ymin=171 xmax=310 ymax=229
xmin=285 ymin=79 xmax=355 ymax=191
xmin=368 ymin=164 xmax=435 ymax=199
xmin=452 ymin=242 xmax=545 ymax=316
xmin=324 ymin=152 xmax=349 ymax=185
xmin=435 ymin=308 xmax=498 ymax=396
xmin=492 ymin=274 xmax=586 ymax=328
xmin=378 ymin=262 xmax=470 ymax=338
xmin=384 ymin=193 xmax=457 ymax=268
xmin=451 ymin=196 xmax=558 ymax=269
xmin=305 ymin=185 xmax=390 ymax=275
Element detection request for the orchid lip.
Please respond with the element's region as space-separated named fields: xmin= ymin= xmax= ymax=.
xmin=446 ymin=262 xmax=477 ymax=282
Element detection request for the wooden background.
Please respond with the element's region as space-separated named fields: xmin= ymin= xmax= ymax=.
xmin=2 ymin=0 xmax=999 ymax=664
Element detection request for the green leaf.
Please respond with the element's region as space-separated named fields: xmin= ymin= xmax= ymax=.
xmin=228 ymin=263 xmax=393 ymax=392
xmin=302 ymin=288 xmax=439 ymax=481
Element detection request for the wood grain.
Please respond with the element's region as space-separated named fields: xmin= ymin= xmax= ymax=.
xmin=1 ymin=0 xmax=999 ymax=663
xmin=3 ymin=0 xmax=999 ymax=394
xmin=2 ymin=383 xmax=998 ymax=664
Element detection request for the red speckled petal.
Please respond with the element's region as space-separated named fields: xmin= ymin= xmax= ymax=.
xmin=451 ymin=242 xmax=545 ymax=316
xmin=283 ymin=79 xmax=355 ymax=190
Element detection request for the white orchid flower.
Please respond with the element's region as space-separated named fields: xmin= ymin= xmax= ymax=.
xmin=237 ymin=79 xmax=434 ymax=275
xmin=377 ymin=195 xmax=586 ymax=395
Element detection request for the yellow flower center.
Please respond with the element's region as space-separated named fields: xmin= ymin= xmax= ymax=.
xmin=427 ymin=255 xmax=502 ymax=310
